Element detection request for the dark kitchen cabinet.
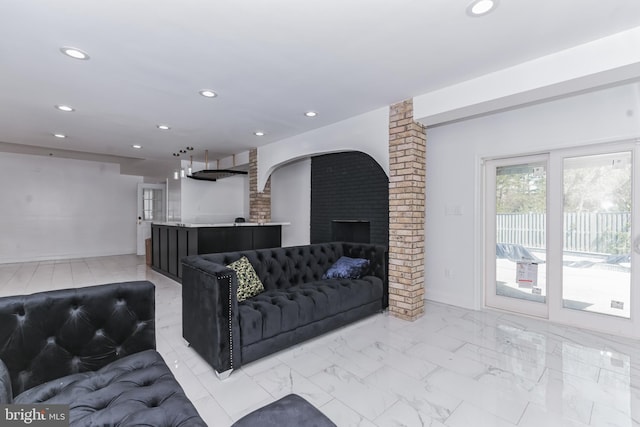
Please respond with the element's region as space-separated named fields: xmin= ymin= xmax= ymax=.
xmin=151 ymin=224 xmax=282 ymax=282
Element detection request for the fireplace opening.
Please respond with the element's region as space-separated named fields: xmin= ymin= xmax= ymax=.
xmin=332 ymin=220 xmax=370 ymax=243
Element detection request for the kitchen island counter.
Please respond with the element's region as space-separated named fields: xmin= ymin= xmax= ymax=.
xmin=152 ymin=221 xmax=289 ymax=227
xmin=151 ymin=222 xmax=285 ymax=281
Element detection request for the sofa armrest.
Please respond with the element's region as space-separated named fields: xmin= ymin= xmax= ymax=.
xmin=181 ymin=256 xmax=241 ymax=374
xmin=0 ymin=281 xmax=156 ymax=397
xmin=0 ymin=358 xmax=11 ymax=403
xmin=341 ymin=242 xmax=389 ymax=307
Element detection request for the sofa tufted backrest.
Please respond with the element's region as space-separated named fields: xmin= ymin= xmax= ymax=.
xmin=342 ymin=242 xmax=387 ymax=282
xmin=194 ymin=242 xmax=388 ymax=294
xmin=0 ymin=281 xmax=156 ymax=397
xmin=274 ymin=243 xmax=344 ymax=287
xmin=195 ymin=242 xmax=344 ymax=291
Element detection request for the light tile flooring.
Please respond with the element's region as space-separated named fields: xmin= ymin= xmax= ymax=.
xmin=1 ymin=255 xmax=639 ymax=426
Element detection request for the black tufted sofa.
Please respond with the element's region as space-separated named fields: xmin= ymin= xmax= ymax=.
xmin=0 ymin=281 xmax=207 ymax=427
xmin=182 ymin=242 xmax=387 ymax=377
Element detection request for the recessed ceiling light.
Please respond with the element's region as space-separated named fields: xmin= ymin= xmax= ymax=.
xmin=186 ymin=146 xmax=194 ymax=151
xmin=254 ymin=131 xmax=265 ymax=136
xmin=172 ymin=153 xmax=180 ymax=157
xmin=467 ymin=0 xmax=497 ymax=16
xmin=60 ymin=46 xmax=90 ymax=60
xmin=132 ymin=144 xmax=142 ymax=149
xmin=199 ymin=89 xmax=217 ymax=98
xmin=157 ymin=124 xmax=171 ymax=130
xmin=55 ymin=104 xmax=75 ymax=112
xmin=304 ymin=111 xmax=318 ymax=117
xmin=53 ymin=133 xmax=66 ymax=139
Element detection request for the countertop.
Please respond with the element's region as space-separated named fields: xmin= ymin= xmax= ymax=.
xmin=152 ymin=222 xmax=290 ymax=228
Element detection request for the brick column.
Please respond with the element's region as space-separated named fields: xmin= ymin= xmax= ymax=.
xmin=388 ymin=99 xmax=426 ymax=321
xmin=249 ymin=148 xmax=272 ymax=223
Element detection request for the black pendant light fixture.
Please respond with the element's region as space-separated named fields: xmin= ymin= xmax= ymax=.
xmin=188 ymin=150 xmax=247 ymax=182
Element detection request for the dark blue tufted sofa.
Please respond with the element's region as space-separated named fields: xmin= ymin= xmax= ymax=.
xmin=181 ymin=242 xmax=388 ymax=377
xmin=0 ymin=281 xmax=206 ymax=426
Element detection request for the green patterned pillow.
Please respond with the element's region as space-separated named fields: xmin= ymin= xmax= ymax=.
xmin=227 ymin=256 xmax=265 ymax=302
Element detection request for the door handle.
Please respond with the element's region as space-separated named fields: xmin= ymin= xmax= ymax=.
xmin=634 ymin=235 xmax=640 ymax=255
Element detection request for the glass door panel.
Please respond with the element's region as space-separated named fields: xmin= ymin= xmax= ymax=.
xmin=495 ymin=162 xmax=547 ymax=303
xmin=562 ymin=152 xmax=632 ymax=318
xmin=486 ymin=155 xmax=548 ymax=318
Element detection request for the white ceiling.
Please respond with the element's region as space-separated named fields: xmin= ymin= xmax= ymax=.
xmin=1 ymin=0 xmax=640 ymax=177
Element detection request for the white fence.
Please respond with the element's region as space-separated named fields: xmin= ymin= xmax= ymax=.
xmin=497 ymin=212 xmax=630 ymax=254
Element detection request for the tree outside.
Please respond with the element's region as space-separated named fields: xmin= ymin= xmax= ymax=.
xmin=496 ymin=153 xmax=631 ymax=255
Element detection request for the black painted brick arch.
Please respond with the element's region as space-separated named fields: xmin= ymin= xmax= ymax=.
xmin=311 ymin=151 xmax=389 ymax=247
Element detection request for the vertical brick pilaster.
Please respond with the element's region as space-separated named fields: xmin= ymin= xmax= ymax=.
xmin=388 ymin=99 xmax=426 ymax=321
xmin=249 ymin=148 xmax=271 ymax=223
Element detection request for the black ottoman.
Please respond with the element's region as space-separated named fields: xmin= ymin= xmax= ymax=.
xmin=232 ymin=394 xmax=336 ymax=427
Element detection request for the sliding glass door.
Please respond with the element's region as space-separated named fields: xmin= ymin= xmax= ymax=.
xmin=485 ymin=143 xmax=640 ymax=336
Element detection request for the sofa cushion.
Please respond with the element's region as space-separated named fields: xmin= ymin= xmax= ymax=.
xmin=14 ymin=349 xmax=206 ymax=427
xmin=0 ymin=358 xmax=11 ymax=403
xmin=322 ymin=256 xmax=370 ymax=280
xmin=238 ymin=276 xmax=383 ymax=346
xmin=232 ymin=393 xmax=336 ymax=427
xmin=0 ymin=281 xmax=157 ymax=397
xmin=228 ymin=256 xmax=265 ymax=302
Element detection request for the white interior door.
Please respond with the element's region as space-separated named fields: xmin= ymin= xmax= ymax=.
xmin=136 ymin=183 xmax=166 ymax=255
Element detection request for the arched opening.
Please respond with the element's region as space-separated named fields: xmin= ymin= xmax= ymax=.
xmin=310 ymin=151 xmax=389 ymax=246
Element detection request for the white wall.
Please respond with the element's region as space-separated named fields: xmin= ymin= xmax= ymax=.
xmin=0 ymin=153 xmax=141 ymax=263
xmin=180 ymin=174 xmax=248 ymax=224
xmin=271 ymin=158 xmax=311 ymax=246
xmin=260 ymin=107 xmax=390 ymax=247
xmin=414 ymin=26 xmax=640 ymax=126
xmin=256 ymin=107 xmax=389 ymax=191
xmin=423 ymin=82 xmax=640 ymax=309
xmin=167 ymin=176 xmax=181 ymax=221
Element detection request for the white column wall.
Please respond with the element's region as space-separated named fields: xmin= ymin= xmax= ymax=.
xmin=271 ymin=158 xmax=311 ymax=246
xmin=0 ymin=153 xmax=141 ymax=263
xmin=424 ymin=82 xmax=640 ymax=309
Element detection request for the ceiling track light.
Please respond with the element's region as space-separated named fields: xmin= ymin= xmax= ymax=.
xmin=172 ymin=147 xmax=195 ymax=158
xmin=60 ymin=46 xmax=90 ymax=60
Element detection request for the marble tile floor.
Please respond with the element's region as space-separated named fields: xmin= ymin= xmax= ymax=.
xmin=1 ymin=254 xmax=639 ymax=426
